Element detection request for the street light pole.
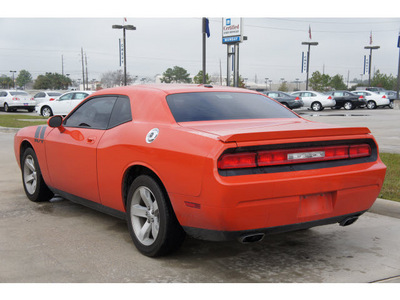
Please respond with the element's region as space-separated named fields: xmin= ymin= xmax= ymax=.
xmin=301 ymin=42 xmax=318 ymax=90
xmin=10 ymin=71 xmax=16 ymax=89
xmin=112 ymin=24 xmax=136 ymax=86
xmin=364 ymin=45 xmax=380 ymax=87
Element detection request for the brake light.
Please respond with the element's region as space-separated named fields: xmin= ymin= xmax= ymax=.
xmin=382 ymin=95 xmax=386 ymax=98
xmin=295 ymin=97 xmax=300 ymax=101
xmin=30 ymin=97 xmax=34 ymax=100
xmin=358 ymin=96 xmax=364 ymax=100
xmin=49 ymin=98 xmax=55 ymax=101
xmin=218 ymin=144 xmax=371 ymax=170
xmin=12 ymin=97 xmax=20 ymax=101
xmin=327 ymin=96 xmax=332 ymax=99
xmin=217 ymin=152 xmax=256 ymax=169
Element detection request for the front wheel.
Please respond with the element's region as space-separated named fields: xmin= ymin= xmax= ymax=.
xmin=4 ymin=103 xmax=10 ymax=112
xmin=21 ymin=148 xmax=54 ymax=202
xmin=126 ymin=175 xmax=185 ymax=257
xmin=389 ymin=101 xmax=394 ymax=109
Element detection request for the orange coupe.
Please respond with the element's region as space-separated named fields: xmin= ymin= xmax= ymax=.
xmin=14 ymin=85 xmax=386 ymax=256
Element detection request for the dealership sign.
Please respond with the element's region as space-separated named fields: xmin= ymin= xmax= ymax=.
xmin=222 ymin=18 xmax=242 ymax=44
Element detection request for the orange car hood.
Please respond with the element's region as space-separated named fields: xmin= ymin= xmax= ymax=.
xmin=179 ymin=119 xmax=371 ymax=143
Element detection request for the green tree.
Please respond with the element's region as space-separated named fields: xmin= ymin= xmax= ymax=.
xmin=278 ymin=82 xmax=289 ymax=92
xmin=371 ymin=70 xmax=397 ymax=90
xmin=0 ymin=75 xmax=13 ymax=88
xmin=16 ymin=70 xmax=32 ymax=89
xmin=309 ymin=71 xmax=331 ymax=92
xmin=193 ymin=70 xmax=211 ymax=84
xmin=33 ymin=73 xmax=72 ymax=90
xmin=160 ymin=66 xmax=191 ymax=83
xmin=329 ymin=74 xmax=347 ymax=90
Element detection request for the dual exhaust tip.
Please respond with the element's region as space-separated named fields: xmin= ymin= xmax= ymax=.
xmin=238 ymin=216 xmax=359 ymax=244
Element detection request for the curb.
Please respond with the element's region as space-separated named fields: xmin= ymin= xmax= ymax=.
xmin=0 ymin=127 xmax=19 ymax=134
xmin=369 ymin=198 xmax=400 ymax=219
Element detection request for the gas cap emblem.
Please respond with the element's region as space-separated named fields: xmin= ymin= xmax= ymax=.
xmin=146 ymin=128 xmax=159 ymax=143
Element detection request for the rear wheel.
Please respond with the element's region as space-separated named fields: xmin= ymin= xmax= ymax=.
xmin=344 ymin=101 xmax=353 ymax=110
xmin=41 ymin=106 xmax=53 ymax=117
xmin=311 ymin=102 xmax=322 ymax=111
xmin=389 ymin=101 xmax=394 ymax=109
xmin=126 ymin=175 xmax=185 ymax=257
xmin=367 ymin=100 xmax=376 ymax=109
xmin=21 ymin=148 xmax=54 ymax=202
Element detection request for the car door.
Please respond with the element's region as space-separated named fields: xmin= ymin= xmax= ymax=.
xmin=34 ymin=92 xmax=46 ymax=104
xmin=300 ymin=92 xmax=313 ymax=107
xmin=52 ymin=92 xmax=74 ymax=115
xmin=45 ymin=95 xmax=117 ymax=204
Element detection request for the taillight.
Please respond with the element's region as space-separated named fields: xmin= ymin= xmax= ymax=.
xmin=218 ymin=144 xmax=371 ymax=170
xmin=12 ymin=97 xmax=20 ymax=101
xmin=327 ymin=96 xmax=332 ymax=99
xmin=217 ymin=152 xmax=256 ymax=169
xmin=295 ymin=97 xmax=300 ymax=101
xmin=30 ymin=97 xmax=34 ymax=100
xmin=382 ymin=95 xmax=386 ymax=98
xmin=49 ymin=98 xmax=55 ymax=101
xmin=358 ymin=96 xmax=364 ymax=100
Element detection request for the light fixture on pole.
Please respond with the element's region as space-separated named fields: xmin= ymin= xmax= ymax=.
xmin=301 ymin=41 xmax=318 ymax=90
xmin=112 ymin=23 xmax=136 ymax=86
xmin=364 ymin=45 xmax=380 ymax=87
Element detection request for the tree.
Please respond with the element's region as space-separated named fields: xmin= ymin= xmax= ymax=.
xmin=160 ymin=66 xmax=191 ymax=83
xmin=0 ymin=75 xmax=13 ymax=88
xmin=16 ymin=70 xmax=32 ymax=89
xmin=371 ymin=70 xmax=397 ymax=90
xmin=193 ymin=70 xmax=211 ymax=84
xmin=309 ymin=71 xmax=331 ymax=92
xmin=278 ymin=82 xmax=289 ymax=92
xmin=330 ymin=74 xmax=347 ymax=90
xmin=33 ymin=73 xmax=71 ymax=90
xmin=100 ymin=70 xmax=134 ymax=88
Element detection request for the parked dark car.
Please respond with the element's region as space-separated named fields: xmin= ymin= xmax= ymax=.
xmin=263 ymin=91 xmax=304 ymax=109
xmin=324 ymin=91 xmax=367 ymax=110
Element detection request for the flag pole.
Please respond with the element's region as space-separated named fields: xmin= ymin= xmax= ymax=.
xmin=202 ymin=18 xmax=207 ymax=84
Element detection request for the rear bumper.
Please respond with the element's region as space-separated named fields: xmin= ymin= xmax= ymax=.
xmin=183 ymin=210 xmax=367 ymax=241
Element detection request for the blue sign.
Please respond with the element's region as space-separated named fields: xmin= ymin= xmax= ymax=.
xmin=226 ymin=18 xmax=231 ymax=26
xmin=223 ymin=36 xmax=241 ymax=44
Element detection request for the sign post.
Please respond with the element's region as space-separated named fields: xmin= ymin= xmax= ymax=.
xmin=222 ymin=18 xmax=243 ymax=87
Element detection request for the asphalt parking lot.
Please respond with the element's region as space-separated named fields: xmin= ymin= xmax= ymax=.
xmin=1 ymin=108 xmax=400 ymax=283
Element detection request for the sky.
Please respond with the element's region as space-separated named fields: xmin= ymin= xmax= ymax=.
xmin=1 ymin=1 xmax=400 ymax=85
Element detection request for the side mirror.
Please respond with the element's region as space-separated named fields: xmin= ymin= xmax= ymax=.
xmin=48 ymin=115 xmax=65 ymax=132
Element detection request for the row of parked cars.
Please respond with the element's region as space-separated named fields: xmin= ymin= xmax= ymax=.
xmin=0 ymin=90 xmax=94 ymax=116
xmin=263 ymin=89 xmax=395 ymax=111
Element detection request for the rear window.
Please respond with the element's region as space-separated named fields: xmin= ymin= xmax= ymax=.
xmin=166 ymin=92 xmax=298 ymax=122
xmin=10 ymin=92 xmax=29 ymax=96
xmin=48 ymin=92 xmax=62 ymax=96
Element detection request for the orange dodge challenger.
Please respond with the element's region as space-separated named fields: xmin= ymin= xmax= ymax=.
xmin=14 ymin=85 xmax=386 ymax=257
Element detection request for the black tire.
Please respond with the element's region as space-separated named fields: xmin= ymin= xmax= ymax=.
xmin=21 ymin=148 xmax=54 ymax=202
xmin=41 ymin=106 xmax=53 ymax=117
xmin=311 ymin=102 xmax=322 ymax=111
xmin=126 ymin=175 xmax=185 ymax=257
xmin=344 ymin=101 xmax=353 ymax=110
xmin=367 ymin=100 xmax=376 ymax=109
xmin=4 ymin=103 xmax=10 ymax=112
xmin=389 ymin=101 xmax=394 ymax=109
xmin=27 ymin=108 xmax=34 ymax=112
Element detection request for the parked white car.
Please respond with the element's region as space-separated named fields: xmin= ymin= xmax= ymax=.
xmin=33 ymin=91 xmax=63 ymax=105
xmin=35 ymin=91 xmax=94 ymax=117
xmin=0 ymin=90 xmax=36 ymax=112
xmin=291 ymin=91 xmax=336 ymax=111
xmin=352 ymin=90 xmax=391 ymax=109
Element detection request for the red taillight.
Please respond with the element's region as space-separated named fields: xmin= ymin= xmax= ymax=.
xmin=49 ymin=98 xmax=55 ymax=101
xmin=218 ymin=144 xmax=371 ymax=170
xmin=358 ymin=96 xmax=364 ymax=100
xmin=12 ymin=97 xmax=20 ymax=101
xmin=30 ymin=97 xmax=34 ymax=100
xmin=295 ymin=97 xmax=300 ymax=101
xmin=349 ymin=144 xmax=371 ymax=158
xmin=218 ymin=152 xmax=256 ymax=169
xmin=382 ymin=95 xmax=386 ymax=98
xmin=327 ymin=96 xmax=332 ymax=99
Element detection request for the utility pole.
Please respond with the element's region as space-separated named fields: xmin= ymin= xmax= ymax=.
xmin=81 ymin=47 xmax=85 ymax=91
xmin=85 ymin=53 xmax=89 ymax=90
xmin=61 ymin=55 xmax=64 ymax=76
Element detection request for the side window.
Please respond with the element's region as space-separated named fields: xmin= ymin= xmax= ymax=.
xmin=64 ymin=96 xmax=117 ymax=129
xmin=268 ymin=92 xmax=279 ymax=98
xmin=73 ymin=92 xmax=88 ymax=100
xmin=108 ymin=96 xmax=132 ymax=129
xmin=334 ymin=92 xmax=343 ymax=96
xmin=59 ymin=93 xmax=73 ymax=101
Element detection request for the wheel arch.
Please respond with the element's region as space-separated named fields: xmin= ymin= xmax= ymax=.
xmin=122 ymin=164 xmax=170 ymax=211
xmin=19 ymin=140 xmax=34 ymax=167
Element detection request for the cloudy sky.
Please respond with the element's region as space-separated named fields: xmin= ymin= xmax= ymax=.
xmin=1 ymin=1 xmax=400 ymax=85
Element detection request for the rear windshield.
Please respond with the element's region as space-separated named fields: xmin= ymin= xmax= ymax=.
xmin=166 ymin=92 xmax=298 ymax=122
xmin=10 ymin=91 xmax=29 ymax=96
xmin=48 ymin=92 xmax=62 ymax=96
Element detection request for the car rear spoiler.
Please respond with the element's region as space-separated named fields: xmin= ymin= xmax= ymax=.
xmin=218 ymin=127 xmax=371 ymax=143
